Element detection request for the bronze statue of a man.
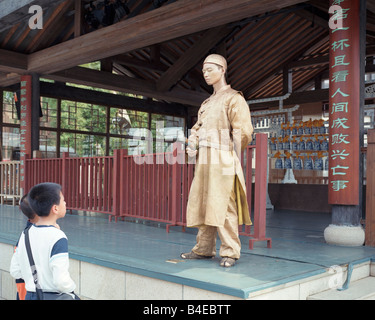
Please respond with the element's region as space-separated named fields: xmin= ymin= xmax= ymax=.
xmin=181 ymin=54 xmax=253 ymax=267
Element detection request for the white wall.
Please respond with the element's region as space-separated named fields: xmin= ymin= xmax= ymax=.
xmin=0 ymin=242 xmax=238 ymax=300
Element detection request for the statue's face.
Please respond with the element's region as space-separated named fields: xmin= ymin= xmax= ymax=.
xmin=202 ymin=63 xmax=225 ymax=86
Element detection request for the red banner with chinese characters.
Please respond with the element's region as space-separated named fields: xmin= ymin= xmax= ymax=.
xmin=19 ymin=75 xmax=32 ymax=189
xmin=328 ymin=0 xmax=360 ymax=205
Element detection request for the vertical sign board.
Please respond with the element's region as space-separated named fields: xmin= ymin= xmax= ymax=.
xmin=19 ymin=75 xmax=32 ymax=190
xmin=328 ymin=0 xmax=360 ymax=205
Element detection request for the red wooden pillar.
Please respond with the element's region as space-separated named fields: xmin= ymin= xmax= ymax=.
xmin=328 ymin=0 xmax=361 ymax=206
xmin=365 ymin=130 xmax=375 ymax=246
xmin=19 ymin=76 xmax=33 ymax=195
xmin=19 ymin=74 xmax=41 ymax=195
xmin=325 ymin=0 xmax=366 ymax=246
xmin=249 ymin=133 xmax=272 ymax=249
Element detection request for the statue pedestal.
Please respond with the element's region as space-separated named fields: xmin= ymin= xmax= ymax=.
xmin=324 ymin=224 xmax=365 ymax=247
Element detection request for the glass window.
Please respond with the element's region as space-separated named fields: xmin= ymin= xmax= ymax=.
xmin=60 ymin=132 xmax=105 ymax=157
xmin=151 ymin=114 xmax=185 ymax=153
xmin=39 ymin=130 xmax=57 ymax=158
xmin=109 ymin=108 xmax=150 ymax=155
xmin=126 ymin=127 xmax=152 ymax=156
xmin=2 ymin=127 xmax=20 ymax=160
xmin=40 ymin=97 xmax=58 ymax=128
xmin=61 ymin=100 xmax=107 ymax=133
xmin=3 ymin=91 xmax=19 ymax=125
xmin=109 ymin=136 xmax=128 ymax=156
xmin=1 ymin=92 xmax=187 ymax=159
xmin=109 ymin=108 xmax=149 ymax=135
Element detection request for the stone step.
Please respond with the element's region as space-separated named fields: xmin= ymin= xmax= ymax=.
xmin=308 ymin=277 xmax=375 ymax=300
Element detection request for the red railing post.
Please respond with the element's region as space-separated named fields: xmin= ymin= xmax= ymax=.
xmin=119 ymin=149 xmax=127 ymax=221
xmin=243 ymin=146 xmax=253 ymax=234
xmin=249 ymin=133 xmax=272 ymax=249
xmin=167 ymin=142 xmax=183 ymax=232
xmin=112 ymin=149 xmax=123 ymax=222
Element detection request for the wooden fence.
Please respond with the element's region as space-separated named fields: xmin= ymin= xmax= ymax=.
xmin=0 ymin=161 xmax=21 ymax=205
xmin=3 ymin=130 xmax=374 ymax=248
xmin=20 ymin=133 xmax=271 ymax=248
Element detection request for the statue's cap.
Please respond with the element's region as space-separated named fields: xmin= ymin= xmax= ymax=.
xmin=203 ymin=54 xmax=227 ymax=70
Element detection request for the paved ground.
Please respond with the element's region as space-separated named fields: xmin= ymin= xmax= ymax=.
xmin=1 ymin=205 xmax=375 ymax=298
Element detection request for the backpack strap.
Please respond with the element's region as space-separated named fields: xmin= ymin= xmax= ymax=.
xmin=24 ymin=226 xmax=44 ymax=300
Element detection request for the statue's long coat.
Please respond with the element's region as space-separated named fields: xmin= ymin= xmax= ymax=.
xmin=186 ymin=85 xmax=253 ymax=228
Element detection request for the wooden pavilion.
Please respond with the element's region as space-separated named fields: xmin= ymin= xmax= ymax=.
xmin=0 ymin=0 xmax=374 ymax=246
xmin=2 ymin=0 xmax=373 ymax=107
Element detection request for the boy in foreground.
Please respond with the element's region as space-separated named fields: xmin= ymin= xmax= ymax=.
xmin=14 ymin=195 xmax=39 ymax=300
xmin=10 ymin=183 xmax=77 ymax=300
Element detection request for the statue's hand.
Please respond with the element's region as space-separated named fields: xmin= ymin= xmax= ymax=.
xmin=186 ymin=147 xmax=198 ymax=158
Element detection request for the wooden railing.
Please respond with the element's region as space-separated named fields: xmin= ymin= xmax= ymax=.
xmin=0 ymin=161 xmax=21 ymax=205
xmin=21 ymin=133 xmax=271 ymax=249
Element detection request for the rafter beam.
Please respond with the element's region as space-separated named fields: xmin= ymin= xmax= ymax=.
xmin=44 ymin=66 xmax=209 ymax=106
xmin=368 ymin=1 xmax=375 ymax=15
xmin=74 ymin=0 xmax=82 ymax=38
xmin=27 ymin=0 xmax=307 ymax=75
xmin=249 ymin=89 xmax=329 ymax=109
xmin=157 ymin=25 xmax=231 ymax=92
xmin=288 ymin=55 xmax=329 ymax=69
xmin=39 ymin=82 xmax=188 ymax=117
xmin=0 ymin=73 xmax=21 ymax=87
xmin=112 ymin=55 xmax=168 ymax=73
xmin=294 ymin=8 xmax=329 ymax=29
xmin=0 ymin=49 xmax=28 ymax=74
xmin=245 ymin=33 xmax=328 ymax=97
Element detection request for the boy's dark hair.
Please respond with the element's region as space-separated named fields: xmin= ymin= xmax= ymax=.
xmin=28 ymin=183 xmax=62 ymax=217
xmin=19 ymin=194 xmax=36 ymax=220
